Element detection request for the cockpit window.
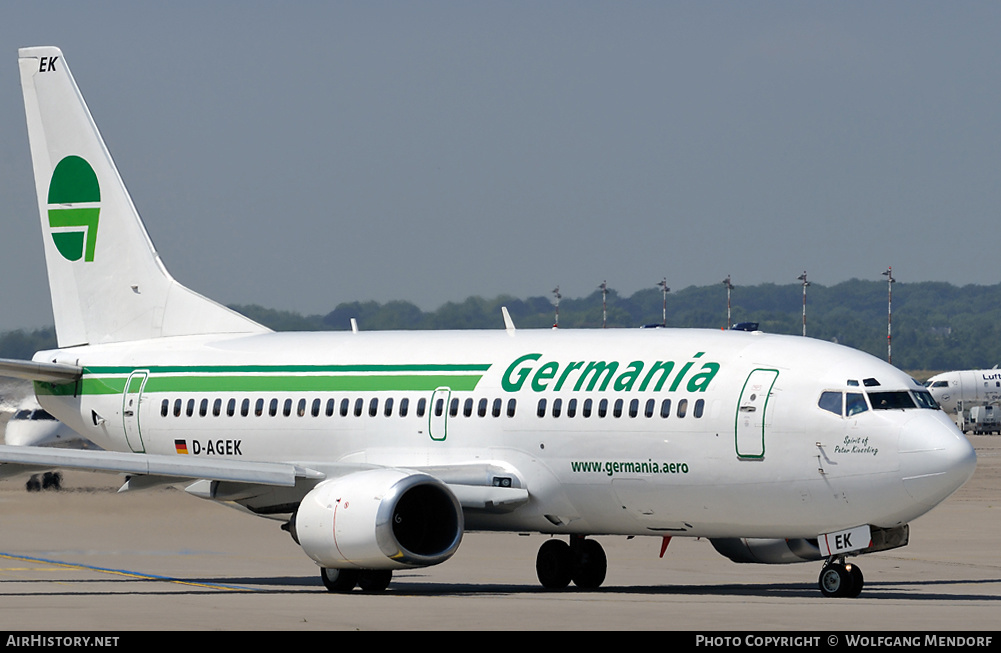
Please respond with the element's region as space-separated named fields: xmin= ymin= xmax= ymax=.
xmin=912 ymin=390 xmax=939 ymax=409
xmin=818 ymin=392 xmax=842 ymax=415
xmin=868 ymin=391 xmax=916 ymax=410
xmin=846 ymin=392 xmax=868 ymax=416
xmin=818 ymin=391 xmax=870 ymax=417
xmin=930 ymin=380 xmax=948 ymax=388
xmin=863 ymin=378 xmax=881 ymax=387
xmin=32 ymin=410 xmax=57 ymax=421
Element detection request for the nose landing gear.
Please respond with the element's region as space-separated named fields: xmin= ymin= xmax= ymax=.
xmin=819 ymin=558 xmax=864 ymax=598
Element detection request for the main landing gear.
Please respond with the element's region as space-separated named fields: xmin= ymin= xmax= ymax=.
xmin=535 ymin=535 xmax=607 ymax=590
xmin=818 ymin=558 xmax=864 ymax=598
xmin=320 ymin=568 xmax=393 ymax=593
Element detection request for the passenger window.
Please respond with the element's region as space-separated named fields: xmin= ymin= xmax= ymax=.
xmin=341 ymin=398 xmax=350 ymax=417
xmin=212 ymin=399 xmax=222 ymax=417
xmin=507 ymin=398 xmax=517 ymax=417
xmin=399 ymin=397 xmax=409 ymax=417
xmin=161 ymin=399 xmax=169 ymax=417
xmin=312 ymin=398 xmax=321 ymax=417
xmin=384 ymin=397 xmax=394 ymax=417
xmin=818 ymin=391 xmax=843 ymax=416
xmin=567 ymin=398 xmax=577 ymax=418
xmin=369 ymin=398 xmax=379 ymax=417
xmin=200 ymin=399 xmax=209 ymax=417
xmin=677 ymin=399 xmax=688 ymax=418
xmin=463 ymin=398 xmax=473 ymax=417
xmin=478 ymin=398 xmax=488 ymax=417
xmin=283 ymin=399 xmax=293 ymax=417
xmin=417 ymin=397 xmax=427 ymax=418
xmin=582 ymin=398 xmax=593 ymax=418
xmin=644 ymin=399 xmax=655 ymax=418
xmin=255 ymin=398 xmax=264 ymax=417
xmin=694 ymin=398 xmax=705 ymax=418
xmin=660 ymin=399 xmax=671 ymax=418
xmin=354 ymin=398 xmax=364 ymax=417
xmin=537 ymin=398 xmax=547 ymax=418
xmin=598 ymin=399 xmax=608 ymax=418
xmin=434 ymin=398 xmax=444 ymax=418
xmin=174 ymin=398 xmax=182 ymax=417
xmin=492 ymin=398 xmax=502 ymax=417
xmin=297 ymin=399 xmax=307 ymax=417
xmin=242 ymin=398 xmax=250 ymax=417
xmin=269 ymin=398 xmax=279 ymax=417
xmin=227 ymin=398 xmax=236 ymax=417
xmin=325 ymin=398 xmax=335 ymax=417
xmin=450 ymin=398 xmax=460 ymax=417
xmin=613 ymin=399 xmax=623 ymax=418
xmin=628 ymin=399 xmax=638 ymax=418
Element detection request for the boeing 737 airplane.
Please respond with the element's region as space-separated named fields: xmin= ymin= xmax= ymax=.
xmin=0 ymin=47 xmax=977 ymax=597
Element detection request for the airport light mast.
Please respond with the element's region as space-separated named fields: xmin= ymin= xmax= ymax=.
xmin=882 ymin=266 xmax=895 ymax=364
xmin=599 ymin=281 xmax=608 ymax=329
xmin=722 ymin=275 xmax=734 ymax=329
xmin=798 ymin=271 xmax=810 ymax=336
xmin=552 ymin=286 xmax=561 ymax=328
xmin=657 ymin=278 xmax=670 ymax=326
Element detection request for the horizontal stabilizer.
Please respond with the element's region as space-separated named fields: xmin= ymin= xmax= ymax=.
xmin=0 ymin=358 xmax=81 ymax=383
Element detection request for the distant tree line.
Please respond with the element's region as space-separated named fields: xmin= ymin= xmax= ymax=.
xmin=4 ymin=280 xmax=1001 ymax=374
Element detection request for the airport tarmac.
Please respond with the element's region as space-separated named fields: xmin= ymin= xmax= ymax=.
xmin=0 ymin=436 xmax=997 ymax=632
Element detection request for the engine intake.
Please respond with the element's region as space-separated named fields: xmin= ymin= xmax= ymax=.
xmin=292 ymin=469 xmax=463 ymax=570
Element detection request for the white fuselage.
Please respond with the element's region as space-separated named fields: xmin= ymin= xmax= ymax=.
xmin=35 ymin=327 xmax=976 ymax=541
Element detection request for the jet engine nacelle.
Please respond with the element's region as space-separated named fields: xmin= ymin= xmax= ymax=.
xmin=293 ymin=468 xmax=463 ymax=570
xmin=710 ymin=538 xmax=823 ymax=564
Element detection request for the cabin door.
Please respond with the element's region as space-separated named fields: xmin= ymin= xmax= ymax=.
xmin=735 ymin=369 xmax=778 ymax=459
xmin=122 ymin=370 xmax=149 ymax=453
xmin=428 ymin=387 xmax=451 ymax=441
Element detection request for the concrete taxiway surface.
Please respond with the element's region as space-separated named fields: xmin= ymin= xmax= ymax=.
xmin=0 ymin=437 xmax=997 ymax=631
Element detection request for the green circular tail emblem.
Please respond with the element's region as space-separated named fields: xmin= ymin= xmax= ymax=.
xmin=47 ymin=155 xmax=100 ymax=262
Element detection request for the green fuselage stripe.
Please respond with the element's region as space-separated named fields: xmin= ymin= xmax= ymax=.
xmin=37 ymin=373 xmax=486 ymax=396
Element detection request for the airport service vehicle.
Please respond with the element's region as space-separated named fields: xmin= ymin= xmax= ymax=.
xmin=0 ymin=47 xmax=976 ymax=598
xmin=967 ymin=406 xmax=1001 ymax=435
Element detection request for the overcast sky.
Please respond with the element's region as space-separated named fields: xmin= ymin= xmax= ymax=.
xmin=2 ymin=2 xmax=1000 ymax=332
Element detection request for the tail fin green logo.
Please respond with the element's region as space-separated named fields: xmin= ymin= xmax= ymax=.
xmin=47 ymin=155 xmax=100 ymax=262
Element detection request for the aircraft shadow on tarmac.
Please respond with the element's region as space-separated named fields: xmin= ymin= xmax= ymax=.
xmin=5 ymin=574 xmax=997 ymax=601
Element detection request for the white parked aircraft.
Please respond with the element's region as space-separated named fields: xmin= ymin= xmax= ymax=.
xmin=0 ymin=47 xmax=976 ymax=597
xmin=925 ymin=368 xmax=1001 ymax=415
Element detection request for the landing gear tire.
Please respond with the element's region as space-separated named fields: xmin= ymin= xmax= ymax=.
xmin=358 ymin=570 xmax=393 ymax=592
xmin=571 ymin=537 xmax=607 ymax=589
xmin=818 ymin=562 xmax=863 ymax=598
xmin=536 ymin=537 xmax=607 ymax=590
xmin=536 ymin=539 xmax=572 ymax=589
xmin=321 ymin=568 xmax=360 ymax=593
xmin=846 ymin=563 xmax=864 ymax=598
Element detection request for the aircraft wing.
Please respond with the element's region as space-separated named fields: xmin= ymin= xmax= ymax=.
xmin=0 ymin=445 xmax=530 ymax=511
xmin=0 ymin=444 xmax=324 ymax=487
xmin=0 ymin=358 xmax=81 ymax=383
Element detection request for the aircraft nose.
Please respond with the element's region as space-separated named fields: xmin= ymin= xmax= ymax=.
xmin=899 ymin=413 xmax=976 ymax=509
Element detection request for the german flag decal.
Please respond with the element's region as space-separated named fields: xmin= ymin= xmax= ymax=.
xmin=174 ymin=440 xmax=189 ymax=455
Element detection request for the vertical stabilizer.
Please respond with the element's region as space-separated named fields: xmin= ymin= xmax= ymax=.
xmin=19 ymin=47 xmax=268 ymax=347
